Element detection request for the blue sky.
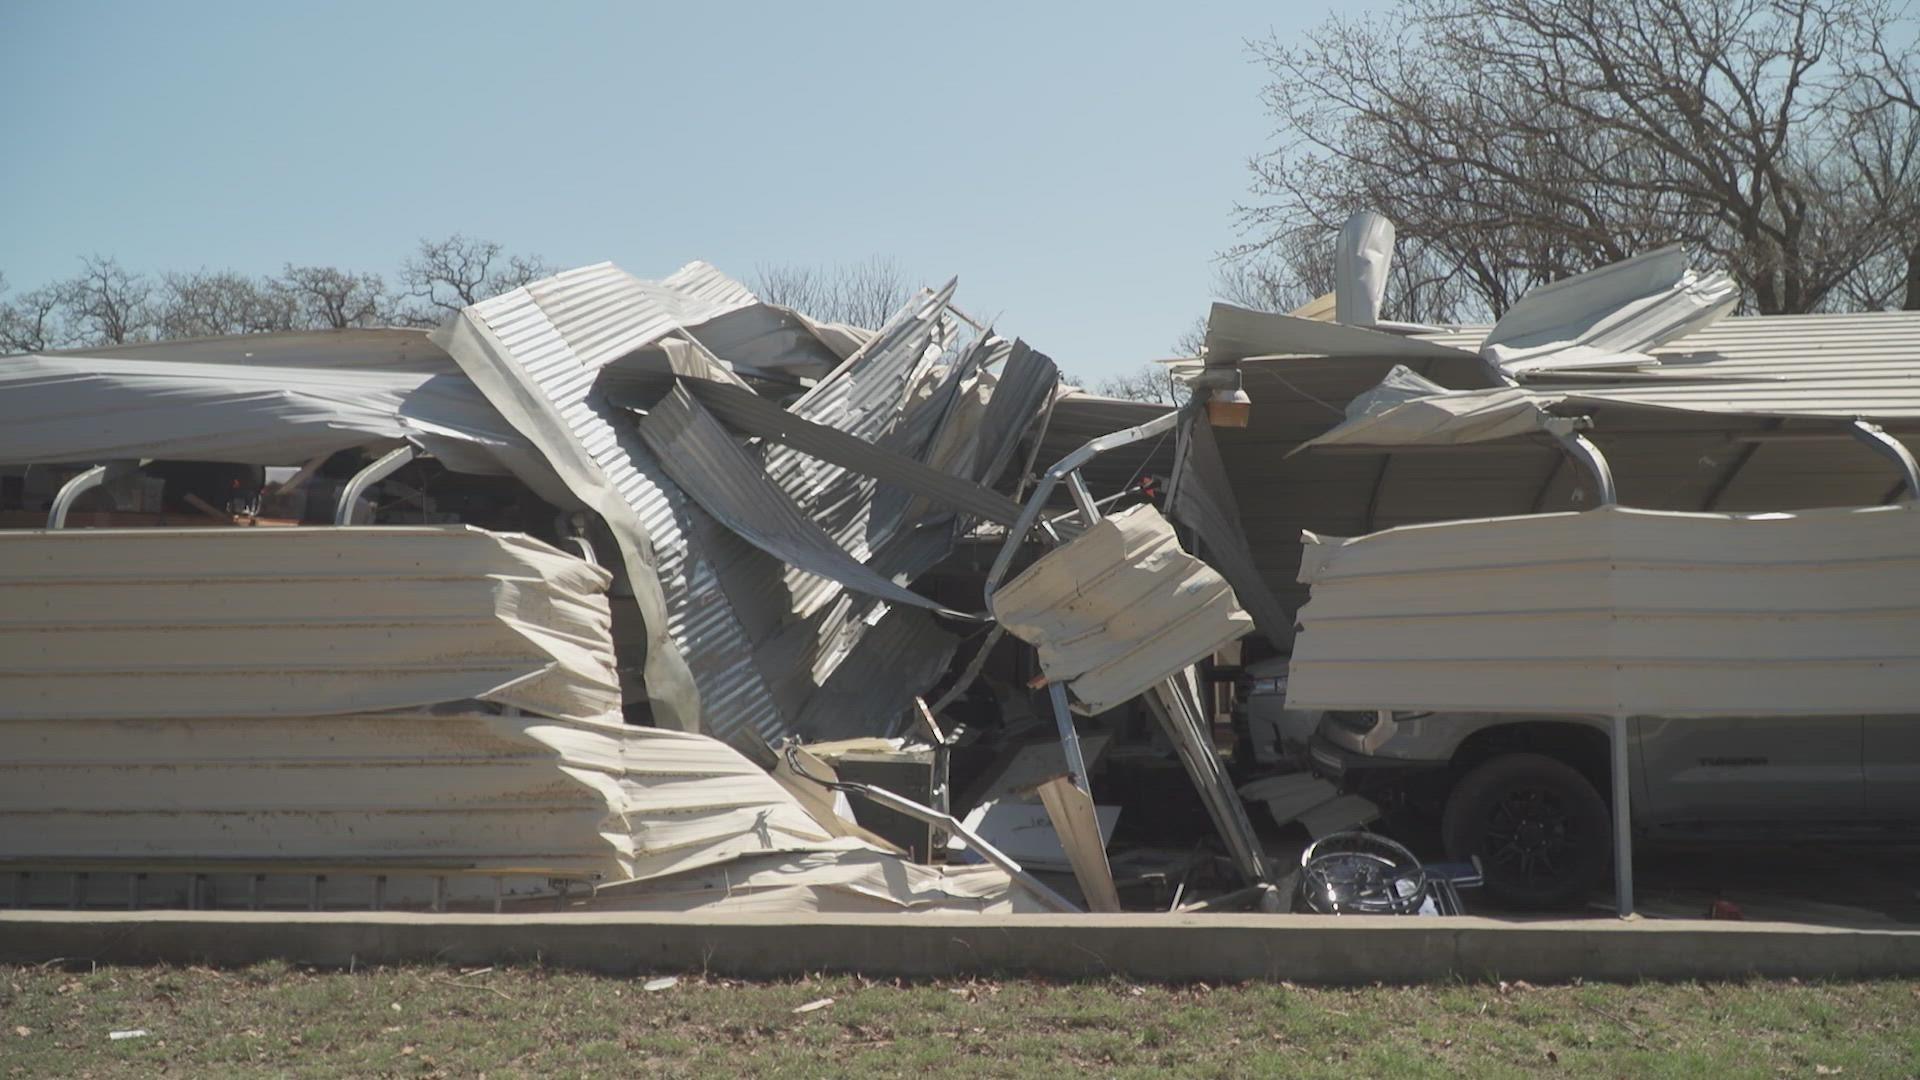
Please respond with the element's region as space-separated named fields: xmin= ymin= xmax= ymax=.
xmin=0 ymin=1 xmax=1319 ymax=378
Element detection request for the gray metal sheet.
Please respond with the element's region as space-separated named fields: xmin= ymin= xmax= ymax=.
xmin=637 ymin=384 xmax=971 ymax=617
xmin=678 ymin=378 xmax=1023 ymax=526
xmin=434 ymin=262 xmax=778 ymax=740
xmin=0 ymin=334 xmax=536 ymax=477
xmin=971 ymin=341 xmax=1060 ymax=487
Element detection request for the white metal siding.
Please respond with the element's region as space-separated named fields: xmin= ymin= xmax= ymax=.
xmin=0 ymin=526 xmax=619 ymax=724
xmin=1288 ymin=502 xmax=1920 ymax=717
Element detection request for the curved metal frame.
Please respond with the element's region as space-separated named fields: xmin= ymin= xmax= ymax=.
xmin=48 ymin=461 xmax=141 ymax=528
xmin=333 ymin=445 xmax=417 ymax=525
xmin=1849 ymin=420 xmax=1920 ymax=503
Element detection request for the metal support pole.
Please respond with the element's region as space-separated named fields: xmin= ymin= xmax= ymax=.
xmin=1546 ymin=425 xmax=1617 ymax=506
xmin=1849 ymin=420 xmax=1920 ymax=502
xmin=1611 ymin=714 xmax=1634 ymax=917
xmin=845 ymin=779 xmax=1080 ymax=913
xmin=48 ymin=461 xmax=141 ymax=528
xmin=983 ymin=409 xmax=1182 ymax=599
xmin=1047 ymin=681 xmax=1093 ymax=796
xmin=1064 ymin=471 xmax=1100 ymax=523
xmin=333 ymin=445 xmax=416 ymax=524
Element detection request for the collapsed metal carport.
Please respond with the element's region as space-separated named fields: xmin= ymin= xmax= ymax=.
xmin=1183 ymin=238 xmax=1920 ymax=915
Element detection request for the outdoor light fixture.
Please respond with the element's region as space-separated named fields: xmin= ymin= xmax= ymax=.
xmin=1207 ymin=387 xmax=1252 ymax=428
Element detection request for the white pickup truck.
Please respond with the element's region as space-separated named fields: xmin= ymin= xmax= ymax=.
xmin=1239 ymin=664 xmax=1920 ymax=908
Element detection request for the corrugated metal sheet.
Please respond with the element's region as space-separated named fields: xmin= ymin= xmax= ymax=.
xmin=761 ymin=280 xmax=959 ymax=585
xmin=0 ymin=526 xmax=620 ymax=725
xmin=1288 ymin=502 xmax=1920 ymax=717
xmin=438 ymin=264 xmax=1047 ymax=747
xmin=791 ymin=607 xmax=959 ymax=742
xmin=677 ymin=377 xmax=1023 ymax=526
xmin=1419 ymin=310 xmax=1920 ymax=419
xmin=0 ymin=525 xmax=942 ymax=909
xmin=1478 ymin=246 xmax=1740 ymax=374
xmin=0 ymin=710 xmax=952 ymax=909
xmin=990 ymin=503 xmax=1253 ymax=713
xmin=972 ymin=342 xmax=1061 ymax=486
xmin=1203 ymin=302 xmax=1479 ymax=366
xmin=1205 ymin=309 xmax=1920 ymax=625
xmin=51 ymin=327 xmax=459 ymax=372
xmin=434 ymin=262 xmax=776 ymax=738
xmin=637 ymin=384 xmax=968 ymax=616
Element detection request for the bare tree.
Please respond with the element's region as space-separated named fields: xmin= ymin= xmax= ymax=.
xmin=0 ymin=273 xmax=70 ymax=353
xmin=1087 ymin=364 xmax=1190 ymax=406
xmin=154 ymin=270 xmax=299 ymax=339
xmin=751 ymin=256 xmax=915 ymax=329
xmin=1239 ymin=0 xmax=1920 ymax=316
xmin=61 ymin=255 xmax=154 ymax=345
xmin=279 ymin=265 xmax=390 ymax=329
xmin=400 ymin=234 xmax=552 ymax=322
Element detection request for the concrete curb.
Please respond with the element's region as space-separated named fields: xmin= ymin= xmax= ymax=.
xmin=4 ymin=912 xmax=1918 ymax=983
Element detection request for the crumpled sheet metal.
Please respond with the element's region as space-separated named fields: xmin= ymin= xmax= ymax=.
xmin=1480 ymin=245 xmax=1739 ymax=375
xmin=3 ymin=704 xmax=1015 ymax=912
xmin=0 ymin=333 xmax=566 ymax=501
xmin=990 ymin=503 xmax=1254 ymax=713
xmin=676 ymin=376 xmax=1024 ymax=526
xmin=760 ymin=281 xmax=961 ymax=582
xmin=442 ymin=262 xmax=1047 ymax=746
xmin=636 ymin=383 xmax=971 ymax=618
xmin=584 ymin=849 xmax=1043 ymax=914
xmin=1294 ymin=367 xmax=1557 ymax=452
xmin=791 ymin=606 xmax=960 ymax=742
xmin=435 ymin=261 xmax=779 ymax=736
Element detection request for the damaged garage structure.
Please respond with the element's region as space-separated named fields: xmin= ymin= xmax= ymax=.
xmin=3 ymin=218 xmax=1917 ymax=921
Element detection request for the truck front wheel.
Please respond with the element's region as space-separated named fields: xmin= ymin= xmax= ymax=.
xmin=1442 ymin=753 xmax=1610 ymax=910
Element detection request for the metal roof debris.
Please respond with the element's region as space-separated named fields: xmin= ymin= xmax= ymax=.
xmin=10 ymin=223 xmax=1917 ymax=921
xmin=990 ymin=503 xmax=1251 ymax=714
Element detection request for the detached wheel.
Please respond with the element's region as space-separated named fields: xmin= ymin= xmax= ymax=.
xmin=1442 ymin=753 xmax=1610 ymax=910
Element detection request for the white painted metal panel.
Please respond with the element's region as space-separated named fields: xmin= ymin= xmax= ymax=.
xmin=0 ymin=525 xmax=995 ymax=911
xmin=1480 ymin=246 xmax=1740 ymax=374
xmin=991 ymin=503 xmax=1253 ymax=713
xmin=1422 ymin=310 xmax=1920 ymax=420
xmin=1289 ymin=503 xmax=1920 ymax=717
xmin=0 ymin=526 xmax=620 ymax=724
xmin=0 ymin=712 xmax=871 ymax=907
xmin=0 ymin=334 xmax=540 ymax=478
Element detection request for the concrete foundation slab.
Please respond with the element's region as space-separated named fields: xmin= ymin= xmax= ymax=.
xmin=3 ymin=912 xmax=1917 ymax=984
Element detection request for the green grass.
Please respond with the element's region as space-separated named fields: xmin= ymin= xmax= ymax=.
xmin=2 ymin=962 xmax=1916 ymax=1078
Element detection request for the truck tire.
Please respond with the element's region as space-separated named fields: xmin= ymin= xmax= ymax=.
xmin=1442 ymin=752 xmax=1610 ymax=910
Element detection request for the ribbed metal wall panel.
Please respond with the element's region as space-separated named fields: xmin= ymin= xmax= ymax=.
xmin=1207 ymin=310 xmax=1920 ymax=628
xmin=0 ymin=526 xmax=620 ymax=725
xmin=1419 ymin=310 xmax=1920 ymax=419
xmin=1288 ymin=502 xmax=1920 ymax=716
xmin=0 ymin=714 xmax=850 ymax=909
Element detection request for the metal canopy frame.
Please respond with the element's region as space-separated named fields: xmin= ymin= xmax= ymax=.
xmin=978 ymin=406 xmax=1272 ymax=887
xmin=47 ymin=461 xmax=142 ymax=528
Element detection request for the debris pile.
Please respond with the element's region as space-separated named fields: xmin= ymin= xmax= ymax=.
xmin=6 ymin=234 xmax=1915 ymax=921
